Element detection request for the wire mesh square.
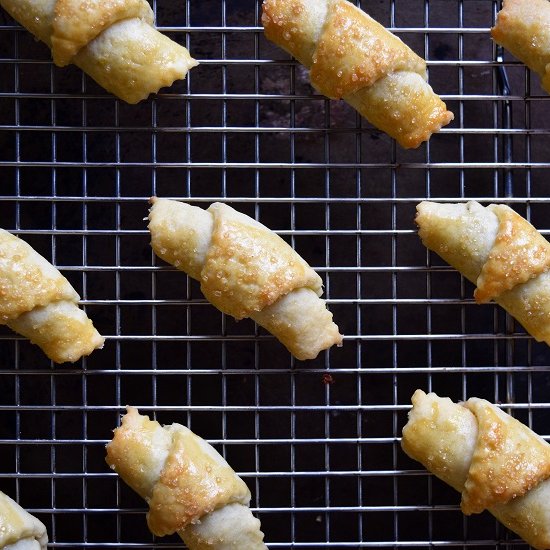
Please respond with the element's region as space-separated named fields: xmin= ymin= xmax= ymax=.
xmin=0 ymin=0 xmax=549 ymax=548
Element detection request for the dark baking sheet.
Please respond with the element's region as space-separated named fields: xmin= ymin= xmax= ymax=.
xmin=1 ymin=0 xmax=549 ymax=548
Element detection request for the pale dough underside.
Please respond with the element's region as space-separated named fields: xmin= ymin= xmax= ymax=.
xmin=0 ymin=491 xmax=48 ymax=550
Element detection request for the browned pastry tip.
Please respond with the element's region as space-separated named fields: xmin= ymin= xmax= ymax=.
xmin=474 ymin=205 xmax=550 ymax=304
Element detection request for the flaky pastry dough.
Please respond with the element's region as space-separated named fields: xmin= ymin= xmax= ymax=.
xmin=0 ymin=490 xmax=48 ymax=550
xmin=106 ymin=407 xmax=267 ymax=550
xmin=402 ymin=389 xmax=550 ymax=550
xmin=0 ymin=0 xmax=198 ymax=103
xmin=262 ymin=0 xmax=453 ymax=148
xmin=0 ymin=228 xmax=103 ymax=363
xmin=492 ymin=0 xmax=550 ymax=95
xmin=416 ymin=201 xmax=550 ymax=345
xmin=148 ymin=198 xmax=343 ymax=360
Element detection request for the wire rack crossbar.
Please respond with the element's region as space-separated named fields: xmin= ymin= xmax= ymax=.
xmin=1 ymin=0 xmax=550 ymax=549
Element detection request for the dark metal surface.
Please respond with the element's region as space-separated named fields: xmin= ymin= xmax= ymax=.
xmin=1 ymin=0 xmax=550 ymax=548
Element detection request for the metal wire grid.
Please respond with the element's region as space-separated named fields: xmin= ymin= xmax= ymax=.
xmin=1 ymin=0 xmax=550 ymax=548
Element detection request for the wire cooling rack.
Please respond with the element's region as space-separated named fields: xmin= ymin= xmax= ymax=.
xmin=1 ymin=0 xmax=550 ymax=548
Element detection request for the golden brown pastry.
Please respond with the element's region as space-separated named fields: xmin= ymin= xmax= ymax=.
xmin=0 ymin=0 xmax=198 ymax=103
xmin=262 ymin=0 xmax=453 ymax=148
xmin=416 ymin=201 xmax=550 ymax=345
xmin=402 ymin=389 xmax=550 ymax=550
xmin=148 ymin=198 xmax=343 ymax=361
xmin=106 ymin=407 xmax=267 ymax=550
xmin=0 ymin=490 xmax=48 ymax=550
xmin=492 ymin=0 xmax=550 ymax=94
xmin=0 ymin=228 xmax=104 ymax=363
